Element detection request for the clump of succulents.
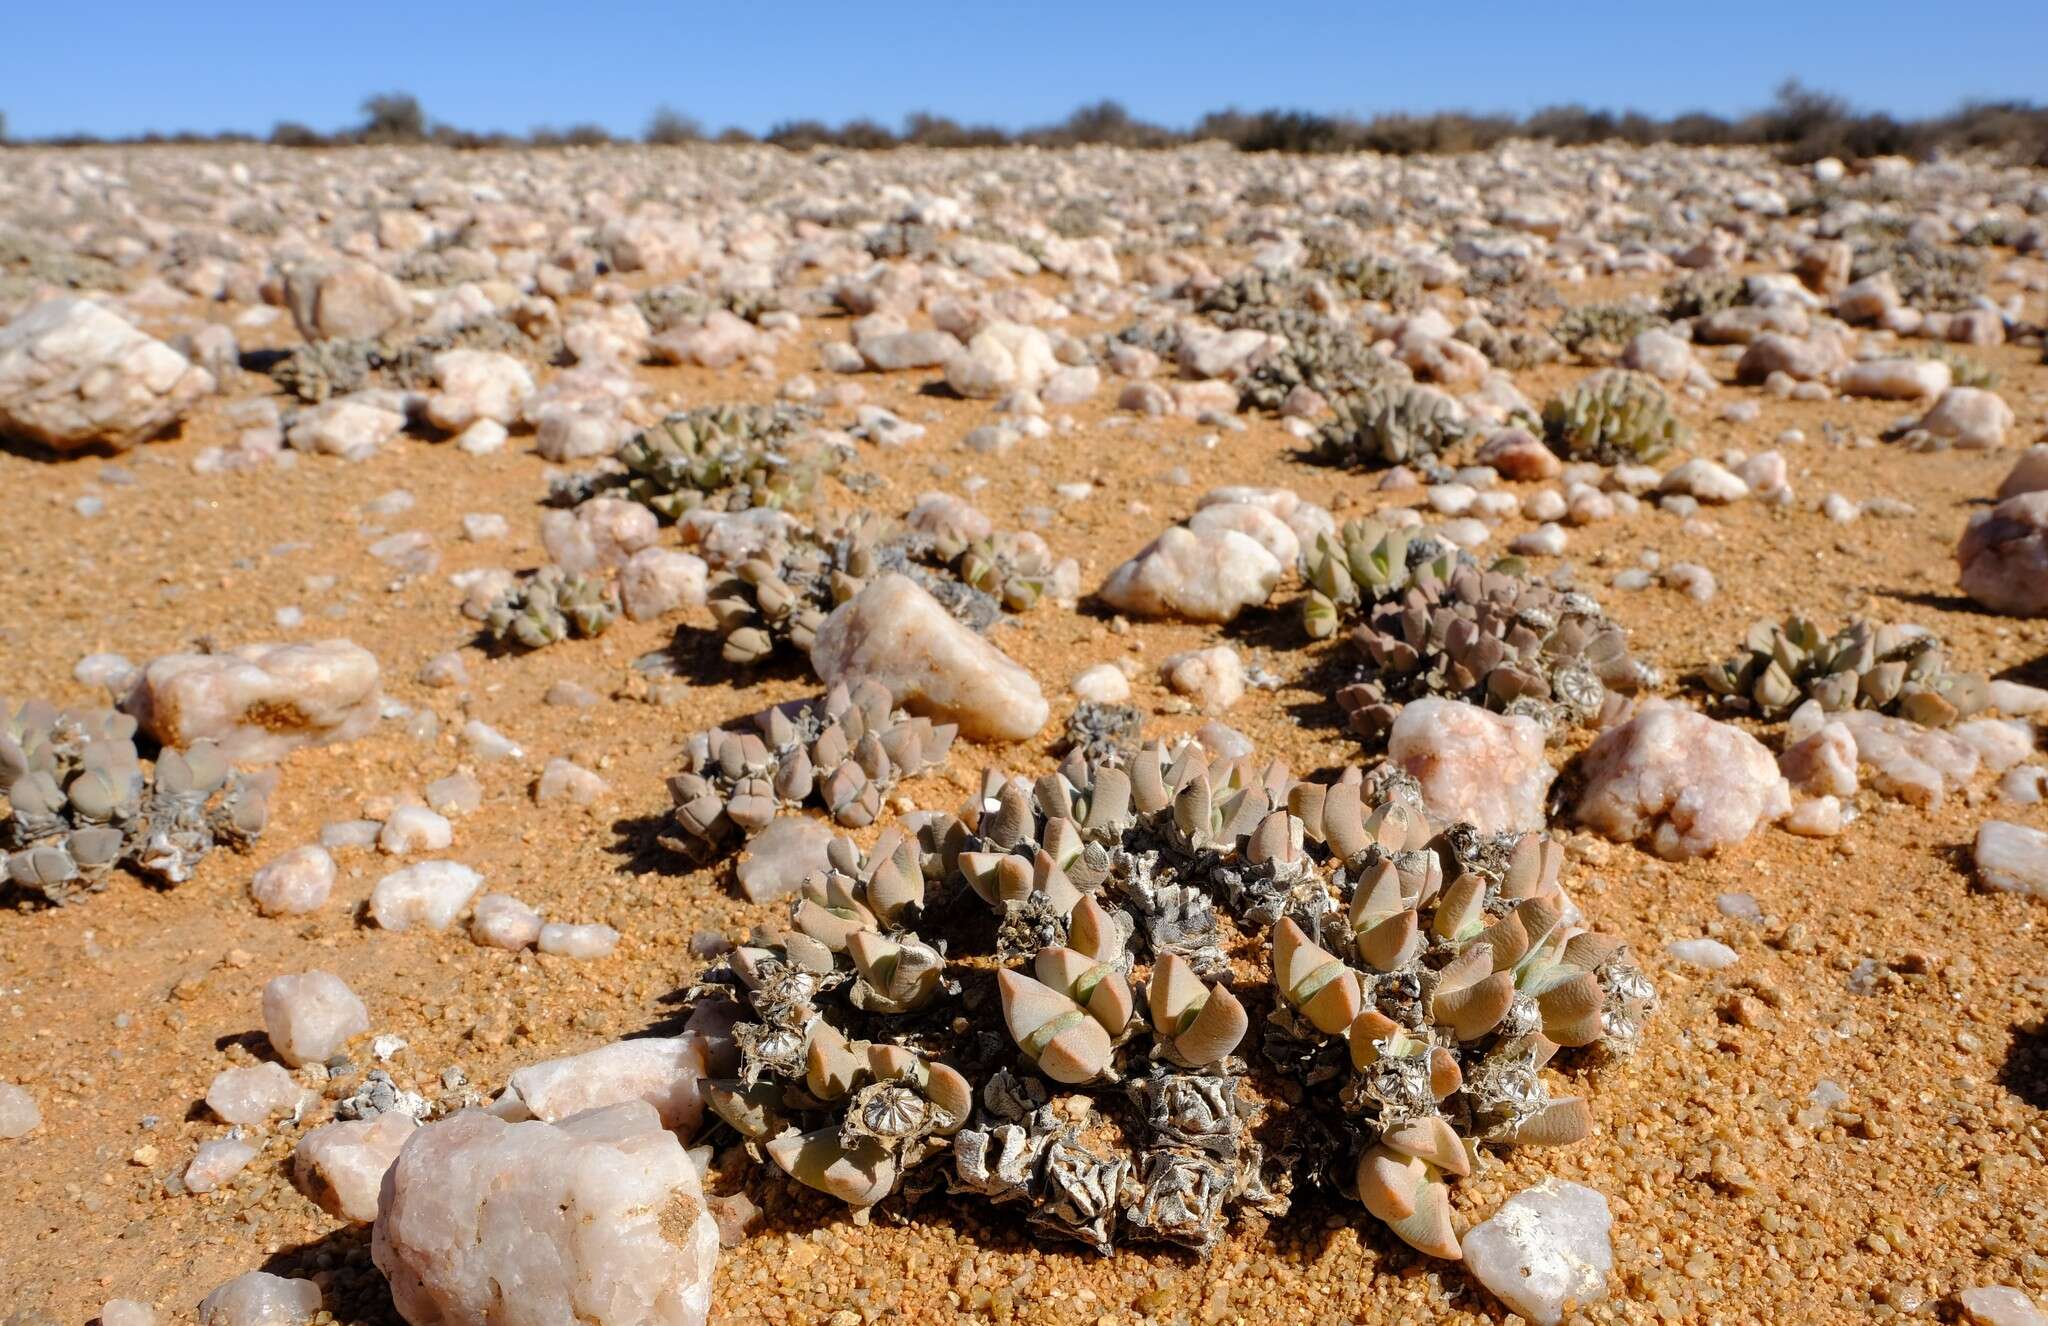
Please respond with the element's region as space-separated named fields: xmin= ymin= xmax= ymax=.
xmin=1915 ymin=344 xmax=1998 ymax=389
xmin=1851 ymin=236 xmax=1985 ymax=311
xmin=1310 ymin=383 xmax=1472 ymax=469
xmin=1240 ymin=321 xmax=1405 ymax=414
xmin=1454 ymin=319 xmax=1562 ymax=372
xmin=269 ymin=317 xmax=561 ymax=403
xmin=482 ymin=566 xmax=618 ymax=651
xmin=1659 ymin=271 xmax=1746 ymax=321
xmin=1196 ymin=270 xmax=1314 ymax=330
xmin=710 ymin=515 xmax=1054 ymax=668
xmin=660 ymin=681 xmax=956 ymax=860
xmin=1541 ymin=370 xmax=1688 ymax=465
xmin=1326 ymin=255 xmax=1420 ymax=309
xmin=1300 ymin=521 xmax=1651 ymax=741
xmin=2 ymin=698 xmax=269 ymax=903
xmin=1550 ymin=302 xmax=1666 ymax=358
xmin=1058 ymin=701 xmax=1145 ymax=770
xmin=635 ymin=283 xmax=788 ymax=332
xmin=617 ymin=404 xmax=829 ymax=519
xmin=683 ymin=735 xmax=1653 ymax=1260
xmin=1702 ymin=616 xmax=1990 ymax=726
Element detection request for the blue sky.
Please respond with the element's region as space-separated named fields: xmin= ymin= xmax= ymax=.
xmin=3 ymin=1 xmax=2045 ymax=140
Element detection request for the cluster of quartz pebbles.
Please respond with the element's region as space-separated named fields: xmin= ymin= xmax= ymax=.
xmin=1 ymin=697 xmax=270 ymax=903
xmin=683 ymin=734 xmax=1653 ymax=1261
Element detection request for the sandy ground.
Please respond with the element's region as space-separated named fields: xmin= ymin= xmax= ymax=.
xmin=2 ymin=256 xmax=2047 ymax=1326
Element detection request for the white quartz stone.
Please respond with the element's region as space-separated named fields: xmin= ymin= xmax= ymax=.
xmin=470 ymin=894 xmax=545 ymax=950
xmin=1462 ymin=1179 xmax=1614 ymax=1326
xmin=1976 ymin=821 xmax=2048 ymax=898
xmin=497 ymin=1036 xmax=711 ymax=1134
xmin=1098 ymin=525 xmax=1283 ymax=623
xmin=196 ymin=1272 xmax=322 ymax=1326
xmin=248 ymin=845 xmax=336 ymax=916
xmin=122 ymin=639 xmax=382 ymax=764
xmin=293 ymin=1110 xmax=416 ymax=1222
xmin=539 ymin=922 xmax=620 ymax=959
xmin=1388 ymin=698 xmax=1555 ymax=834
xmin=372 ymin=1103 xmax=718 ymax=1326
xmin=262 ymin=971 xmax=370 ymax=1067
xmin=0 ymin=1080 xmax=41 ymax=1138
xmin=205 ymin=1062 xmax=303 ymax=1125
xmin=1574 ymin=700 xmax=1791 ymax=858
xmin=378 ymin=805 xmax=453 ymax=855
xmin=370 ymin=860 xmax=484 ymax=931
xmin=184 ymin=1137 xmax=257 ymax=1193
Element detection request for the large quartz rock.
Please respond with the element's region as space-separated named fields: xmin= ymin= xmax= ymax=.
xmin=1959 ymin=493 xmax=2048 ymax=616
xmin=372 ymin=1102 xmax=718 ymax=1326
xmin=1975 ymin=821 xmax=2048 ymax=898
xmin=294 ymin=1110 xmax=417 ymax=1221
xmin=206 ymin=1062 xmax=304 ymax=1125
xmin=0 ymin=297 xmax=214 ymax=451
xmin=122 ymin=640 xmax=382 ymax=764
xmin=285 ymin=259 xmax=412 ymax=342
xmin=1388 ymin=698 xmax=1554 ymax=833
xmin=425 ymin=349 xmax=533 ymax=431
xmin=810 ymin=573 xmax=1047 ymax=742
xmin=1574 ymin=701 xmax=1791 ymax=858
xmin=371 ymin=860 xmax=484 ymax=931
xmin=1461 ymin=1179 xmax=1614 ymax=1326
xmin=197 ymin=1272 xmax=322 ymax=1326
xmin=733 ymin=816 xmax=834 ymax=903
xmin=1098 ymin=525 xmax=1283 ymax=623
xmin=944 ymin=321 xmax=1056 ymax=399
xmin=542 ymin=498 xmax=661 ymax=575
xmin=1835 ymin=710 xmax=1981 ymax=806
xmin=1998 ymin=445 xmax=2048 ymax=501
xmin=263 ymin=970 xmax=370 ymax=1067
xmin=496 ymin=1036 xmax=710 ymax=1134
xmin=1913 ymin=387 xmax=2015 ymax=450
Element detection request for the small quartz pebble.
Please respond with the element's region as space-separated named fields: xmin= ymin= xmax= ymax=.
xmin=425 ymin=773 xmax=483 ymax=816
xmin=320 ymin=818 xmax=382 ymax=851
xmin=538 ymin=922 xmax=620 ymax=959
xmin=1960 ymin=1287 xmax=2048 ymax=1326
xmin=262 ymin=971 xmax=370 ymax=1067
xmin=461 ymin=513 xmax=509 ymax=541
xmin=379 ymin=804 xmax=453 ymax=855
xmin=544 ymin=680 xmax=600 ymax=708
xmin=1999 ymin=766 xmax=2046 ymax=805
xmin=205 ymin=1062 xmax=302 ymax=1125
xmin=197 ymin=1272 xmax=322 ymax=1326
xmin=461 ymin=719 xmax=524 ymax=761
xmin=371 ymin=860 xmax=484 ymax=931
xmin=1975 ymin=821 xmax=2048 ymax=898
xmin=471 ymin=894 xmax=545 ymax=950
xmin=1666 ymin=938 xmax=1740 ymax=970
xmin=1070 ymin=663 xmax=1131 ymax=704
xmin=1716 ymin=892 xmax=1764 ymax=923
xmin=536 ymin=757 xmax=608 ymax=806
xmin=184 ymin=1137 xmax=257 ymax=1193
xmin=1784 ymin=795 xmax=1844 ymax=837
xmin=417 ymin=651 xmax=467 ymax=687
xmin=733 ymin=817 xmax=834 ymax=905
xmin=100 ymin=1300 xmax=154 ymax=1326
xmin=496 ymin=1037 xmax=710 ymax=1132
xmin=1160 ymin=645 xmax=1245 ymax=714
xmin=1461 ymin=1178 xmax=1614 ymax=1326
xmin=248 ymin=845 xmax=335 ymax=916
xmin=293 ymin=1110 xmax=417 ymax=1222
xmin=0 ymin=1081 xmax=41 ymax=1138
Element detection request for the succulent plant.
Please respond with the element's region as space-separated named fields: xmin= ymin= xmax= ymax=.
xmin=1550 ymin=302 xmax=1666 ymax=358
xmin=1239 ymin=321 xmax=1405 ymax=414
xmin=1326 ymin=255 xmax=1420 ymax=309
xmin=1310 ymin=383 xmax=1472 ymax=469
xmin=660 ymin=681 xmax=956 ymax=861
xmin=617 ymin=404 xmax=828 ymax=520
xmin=268 ymin=317 xmax=562 ymax=404
xmin=2 ymin=697 xmax=269 ymax=903
xmin=1300 ymin=520 xmax=1651 ymax=741
xmin=1195 ymin=270 xmax=1313 ymax=330
xmin=635 ymin=284 xmax=788 ymax=332
xmin=1454 ymin=319 xmax=1562 ymax=372
xmin=1541 ymin=370 xmax=1688 ymax=465
xmin=1659 ymin=271 xmax=1746 ymax=320
xmin=1850 ymin=236 xmax=1985 ymax=311
xmin=1702 ymin=616 xmax=1990 ymax=726
xmin=683 ymin=733 xmax=1651 ymax=1259
xmin=1915 ymin=344 xmax=1998 ymax=389
xmin=482 ymin=566 xmax=617 ymax=650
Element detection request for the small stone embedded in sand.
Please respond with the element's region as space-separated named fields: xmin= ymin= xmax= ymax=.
xmin=100 ymin=1300 xmax=154 ymax=1326
xmin=1667 ymin=938 xmax=1740 ymax=970
xmin=810 ymin=573 xmax=1048 ymax=742
xmin=373 ymin=1103 xmax=719 ymax=1326
xmin=1658 ymin=458 xmax=1749 ymax=503
xmin=1574 ymin=700 xmax=1791 ymax=858
xmin=378 ymin=805 xmax=452 ymax=855
xmin=292 ymin=1110 xmax=416 ymax=1222
xmin=1098 ymin=525 xmax=1283 ymax=623
xmin=461 ymin=718 xmax=524 ymax=762
xmin=536 ymin=758 xmax=608 ymax=806
xmin=370 ymin=860 xmax=484 ymax=931
xmin=1975 ymin=821 xmax=2048 ymax=898
xmin=620 ymin=548 xmax=709 ymax=621
xmin=471 ymin=893 xmax=545 ymax=950
xmin=1913 ymin=386 xmax=2015 ymax=450
xmin=1070 ymin=663 xmax=1131 ymax=704
xmin=425 ymin=773 xmax=483 ymax=817
xmin=122 ymin=639 xmax=383 ymax=764
xmin=196 ymin=1272 xmax=322 ymax=1326
xmin=1954 ymin=719 xmax=2037 ymax=773
xmin=184 ymin=1136 xmax=257 ymax=1193
xmin=496 ymin=1036 xmax=711 ymax=1133
xmin=1388 ymin=698 xmax=1555 ymax=834
xmin=1161 ymin=645 xmax=1245 ymax=714
xmin=733 ymin=816 xmax=834 ymax=904
xmin=206 ymin=1062 xmax=303 ymax=1125
xmin=1958 ymin=493 xmax=2048 ymax=617
xmin=1834 ymin=709 xmax=1981 ymax=807
xmin=1784 ymin=795 xmax=1844 ymax=837
xmin=538 ymin=921 xmax=619 ymax=959
xmin=0 ymin=1081 xmax=41 ymax=1138
xmin=0 ymin=296 xmax=214 ymax=452
xmin=1960 ymin=1286 xmax=2048 ymax=1326
xmin=247 ymin=845 xmax=335 ymax=916
xmin=1837 ymin=357 xmax=1950 ymax=400
xmin=1461 ymin=1178 xmax=1614 ymax=1326
xmin=262 ymin=970 xmax=370 ymax=1067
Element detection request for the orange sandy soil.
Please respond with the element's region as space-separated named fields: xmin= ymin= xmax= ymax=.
xmin=2 ymin=264 xmax=2046 ymax=1326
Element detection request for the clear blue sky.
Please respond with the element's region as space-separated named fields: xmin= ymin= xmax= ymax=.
xmin=3 ymin=1 xmax=2044 ymax=140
